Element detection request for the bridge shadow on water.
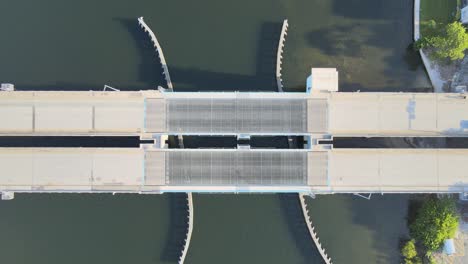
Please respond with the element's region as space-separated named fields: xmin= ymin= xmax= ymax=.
xmin=15 ymin=19 xmax=289 ymax=92
xmin=161 ymin=193 xmax=190 ymax=262
xmin=168 ymin=21 xmax=283 ymax=92
xmin=115 ymin=18 xmax=168 ymax=90
xmin=13 ymin=82 xmax=151 ymax=92
xmin=278 ymin=194 xmax=325 ymax=264
xmin=122 ymin=18 xmax=284 ymax=92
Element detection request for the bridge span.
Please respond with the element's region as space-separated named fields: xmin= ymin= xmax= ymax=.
xmin=1 ymin=147 xmax=467 ymax=196
xmin=1 ymin=90 xmax=468 ymax=137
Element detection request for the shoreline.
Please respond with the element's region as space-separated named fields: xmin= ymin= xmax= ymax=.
xmin=414 ymin=0 xmax=446 ymax=92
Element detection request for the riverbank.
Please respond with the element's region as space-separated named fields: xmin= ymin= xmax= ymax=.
xmin=414 ymin=0 xmax=462 ymax=92
xmin=406 ymin=195 xmax=467 ymax=263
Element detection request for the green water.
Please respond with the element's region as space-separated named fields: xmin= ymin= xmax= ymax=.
xmin=0 ymin=194 xmax=172 ymax=263
xmin=0 ymin=0 xmax=423 ymax=263
xmin=307 ymin=195 xmax=410 ymax=264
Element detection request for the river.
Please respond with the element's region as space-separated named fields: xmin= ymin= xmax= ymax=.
xmin=0 ymin=0 xmax=427 ymax=263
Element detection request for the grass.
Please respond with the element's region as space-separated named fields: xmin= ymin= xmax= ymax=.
xmin=420 ymin=0 xmax=460 ymax=37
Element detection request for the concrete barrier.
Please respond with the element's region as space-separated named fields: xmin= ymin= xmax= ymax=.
xmin=420 ymin=50 xmax=445 ymax=92
xmin=414 ymin=0 xmax=420 ymax=41
xmin=137 ymin=17 xmax=174 ymax=91
xmin=276 ymin=19 xmax=289 ymax=92
xmin=298 ymin=194 xmax=333 ymax=264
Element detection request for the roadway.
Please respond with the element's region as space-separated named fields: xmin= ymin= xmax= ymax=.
xmin=1 ymin=147 xmax=467 ymax=194
xmin=2 ymin=91 xmax=468 ymax=137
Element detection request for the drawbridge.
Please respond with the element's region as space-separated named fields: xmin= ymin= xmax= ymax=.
xmin=1 ymin=17 xmax=468 ymax=198
xmin=1 ymin=90 xmax=468 ymax=137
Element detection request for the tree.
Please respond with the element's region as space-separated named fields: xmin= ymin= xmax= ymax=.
xmin=401 ymin=239 xmax=423 ymax=264
xmin=415 ymin=22 xmax=468 ymax=61
xmin=410 ymin=197 xmax=459 ymax=251
xmin=402 ymin=239 xmax=417 ymax=259
xmin=404 ymin=257 xmax=422 ymax=264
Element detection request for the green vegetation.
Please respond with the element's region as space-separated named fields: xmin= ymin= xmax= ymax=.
xmin=418 ymin=0 xmax=468 ymax=61
xmin=420 ymin=0 xmax=459 ymax=36
xmin=402 ymin=197 xmax=459 ymax=263
xmin=404 ymin=257 xmax=422 ymax=264
xmin=426 ymin=253 xmax=436 ymax=264
xmin=410 ymin=197 xmax=459 ymax=251
xmin=401 ymin=239 xmax=421 ymax=263
xmin=416 ymin=22 xmax=468 ymax=61
xmin=402 ymin=239 xmax=417 ymax=259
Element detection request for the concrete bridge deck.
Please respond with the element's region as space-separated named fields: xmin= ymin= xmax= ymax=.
xmin=0 ymin=91 xmax=151 ymax=136
xmin=326 ymin=92 xmax=468 ymax=137
xmin=319 ymin=149 xmax=468 ymax=193
xmin=1 ymin=91 xmax=468 ymax=137
xmin=1 ymin=147 xmax=467 ymax=195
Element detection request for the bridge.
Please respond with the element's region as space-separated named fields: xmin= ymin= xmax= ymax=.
xmin=0 ymin=147 xmax=306 ymax=193
xmin=2 ymin=19 xmax=466 ymax=264
xmin=4 ymin=17 xmax=453 ymax=264
xmin=2 ymin=17 xmax=468 ymax=197
xmin=1 ymin=90 xmax=468 ymax=137
xmin=0 ymin=147 xmax=467 ymax=195
xmin=1 ymin=87 xmax=468 ymax=197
